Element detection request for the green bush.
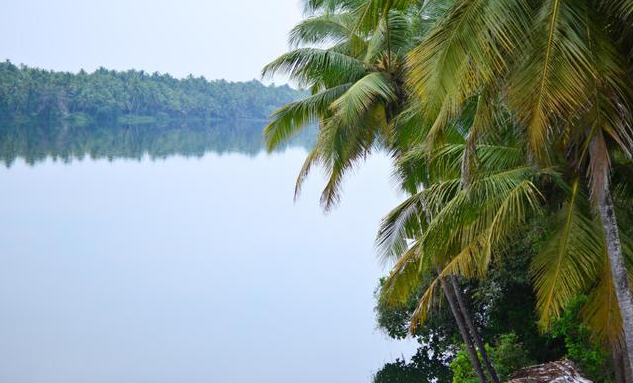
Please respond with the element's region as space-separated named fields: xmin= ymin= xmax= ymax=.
xmin=449 ymin=350 xmax=480 ymax=383
xmin=450 ymin=333 xmax=534 ymax=383
xmin=490 ymin=333 xmax=535 ymax=380
xmin=549 ymin=296 xmax=613 ymax=382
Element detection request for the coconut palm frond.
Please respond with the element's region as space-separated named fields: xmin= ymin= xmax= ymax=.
xmin=408 ymin=0 xmax=528 ymax=114
xmin=330 ymin=72 xmax=396 ymax=125
xmin=509 ymin=1 xmax=594 ymax=162
xmin=364 ymin=11 xmax=410 ymax=64
xmin=599 ymin=0 xmax=633 ymax=23
xmin=262 ymin=48 xmax=365 ymax=87
xmin=265 ymin=84 xmax=351 ymax=151
xmin=582 ymin=253 xmax=623 ymax=347
xmin=530 ymin=181 xmax=604 ymax=329
xmin=289 ymin=13 xmax=356 ymax=47
xmin=381 ymin=241 xmax=425 ymax=305
xmin=376 ymin=189 xmax=429 ymax=262
xmin=409 ymin=275 xmax=441 ymax=331
xmin=302 ymin=0 xmax=365 ymax=15
xmin=425 ymin=171 xmax=543 ymax=270
xmin=310 ymin=105 xmax=384 ymax=210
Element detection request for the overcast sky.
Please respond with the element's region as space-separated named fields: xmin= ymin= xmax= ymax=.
xmin=0 ymin=0 xmax=302 ymax=82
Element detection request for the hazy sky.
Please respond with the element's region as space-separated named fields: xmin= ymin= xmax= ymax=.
xmin=0 ymin=0 xmax=302 ymax=82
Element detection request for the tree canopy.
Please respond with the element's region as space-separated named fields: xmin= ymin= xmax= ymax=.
xmin=265 ymin=0 xmax=633 ymax=382
xmin=0 ymin=60 xmax=301 ymax=122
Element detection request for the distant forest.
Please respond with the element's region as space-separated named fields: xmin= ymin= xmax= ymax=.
xmin=0 ymin=60 xmax=300 ymax=123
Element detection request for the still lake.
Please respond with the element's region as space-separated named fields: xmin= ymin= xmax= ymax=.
xmin=0 ymin=120 xmax=414 ymax=383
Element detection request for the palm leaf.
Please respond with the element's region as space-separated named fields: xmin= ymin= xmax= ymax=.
xmin=363 ymin=11 xmax=410 ymax=64
xmin=509 ymin=0 xmax=593 ymax=162
xmin=289 ymin=13 xmax=356 ymax=47
xmin=262 ymin=48 xmax=365 ymax=87
xmin=264 ymin=83 xmax=351 ymax=151
xmin=530 ymin=180 xmax=604 ymax=329
xmin=407 ymin=0 xmax=528 ymax=114
xmin=330 ymin=72 xmax=396 ymax=125
xmin=376 ymin=188 xmax=430 ymax=262
xmin=381 ymin=241 xmax=425 ymax=306
xmin=582 ymin=253 xmax=624 ymax=347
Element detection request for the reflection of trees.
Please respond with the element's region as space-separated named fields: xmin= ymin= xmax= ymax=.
xmin=0 ymin=118 xmax=315 ymax=167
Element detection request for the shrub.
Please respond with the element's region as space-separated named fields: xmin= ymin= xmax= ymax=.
xmin=450 ymin=333 xmax=534 ymax=383
xmin=549 ymin=296 xmax=613 ymax=382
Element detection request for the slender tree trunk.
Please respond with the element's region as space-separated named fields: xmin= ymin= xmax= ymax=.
xmin=449 ymin=276 xmax=500 ymax=383
xmin=614 ymin=345 xmax=626 ymax=383
xmin=439 ymin=275 xmax=488 ymax=383
xmin=598 ymin=190 xmax=633 ymax=377
xmin=625 ymin=343 xmax=633 ymax=383
xmin=611 ymin=346 xmax=631 ymax=383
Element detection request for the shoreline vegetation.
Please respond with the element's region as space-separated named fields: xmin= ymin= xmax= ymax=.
xmin=263 ymin=1 xmax=633 ymax=383
xmin=3 ymin=0 xmax=632 ymax=380
xmin=0 ymin=60 xmax=302 ymax=125
xmin=0 ymin=61 xmax=312 ymax=166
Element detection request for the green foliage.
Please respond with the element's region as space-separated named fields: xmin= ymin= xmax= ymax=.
xmin=474 ymin=225 xmax=567 ymax=364
xmin=450 ymin=333 xmax=534 ymax=383
xmin=449 ymin=349 xmax=479 ymax=383
xmin=374 ymin=345 xmax=453 ymax=383
xmin=374 ymin=240 xmax=563 ymax=383
xmin=0 ymin=60 xmax=301 ymax=122
xmin=489 ymin=333 xmax=536 ymax=381
xmin=268 ymin=0 xmax=633 ymax=381
xmin=262 ymin=0 xmax=429 ymax=210
xmin=375 ymin=274 xmax=459 ymax=383
xmin=549 ymin=296 xmax=614 ymax=382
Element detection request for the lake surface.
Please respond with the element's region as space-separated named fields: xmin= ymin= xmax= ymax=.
xmin=0 ymin=119 xmax=414 ymax=383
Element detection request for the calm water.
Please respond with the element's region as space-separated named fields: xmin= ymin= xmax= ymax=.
xmin=0 ymin=120 xmax=414 ymax=383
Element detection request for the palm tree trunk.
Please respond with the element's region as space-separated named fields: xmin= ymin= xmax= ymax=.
xmin=625 ymin=344 xmax=633 ymax=383
xmin=449 ymin=276 xmax=500 ymax=383
xmin=614 ymin=347 xmax=625 ymax=383
xmin=612 ymin=344 xmax=633 ymax=383
xmin=439 ymin=275 xmax=488 ymax=383
xmin=597 ymin=189 xmax=633 ymax=375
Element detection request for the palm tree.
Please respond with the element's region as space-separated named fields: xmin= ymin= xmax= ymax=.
xmin=405 ymin=0 xmax=633 ymax=373
xmin=378 ymin=119 xmax=549 ymax=381
xmin=262 ymin=1 xmax=501 ymax=381
xmin=262 ymin=0 xmax=435 ymax=208
xmin=267 ymin=0 xmax=633 ymax=379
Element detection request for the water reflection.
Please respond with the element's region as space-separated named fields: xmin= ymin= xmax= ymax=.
xmin=0 ymin=117 xmax=414 ymax=383
xmin=0 ymin=118 xmax=315 ymax=166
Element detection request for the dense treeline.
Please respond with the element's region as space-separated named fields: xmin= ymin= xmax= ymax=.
xmin=0 ymin=60 xmax=300 ymax=122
